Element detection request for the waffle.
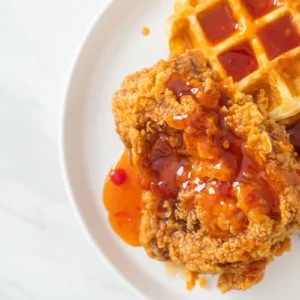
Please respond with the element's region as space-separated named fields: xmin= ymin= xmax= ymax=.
xmin=166 ymin=0 xmax=300 ymax=121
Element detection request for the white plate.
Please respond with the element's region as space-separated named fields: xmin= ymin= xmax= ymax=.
xmin=59 ymin=0 xmax=300 ymax=299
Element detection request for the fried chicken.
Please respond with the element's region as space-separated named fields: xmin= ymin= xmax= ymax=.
xmin=111 ymin=50 xmax=300 ymax=293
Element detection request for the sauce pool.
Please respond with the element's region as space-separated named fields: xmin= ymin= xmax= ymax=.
xmin=257 ymin=15 xmax=300 ymax=60
xmin=218 ymin=42 xmax=258 ymax=81
xmin=197 ymin=3 xmax=238 ymax=44
xmin=242 ymin=0 xmax=281 ymax=19
xmin=103 ymin=150 xmax=143 ymax=247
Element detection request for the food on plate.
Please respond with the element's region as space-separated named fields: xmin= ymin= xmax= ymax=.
xmin=110 ymin=50 xmax=300 ymax=293
xmin=166 ymin=0 xmax=300 ymax=121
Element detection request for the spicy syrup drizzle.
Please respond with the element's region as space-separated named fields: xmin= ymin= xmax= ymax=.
xmin=242 ymin=0 xmax=281 ymax=19
xmin=164 ymin=75 xmax=280 ymax=236
xmin=104 ymin=74 xmax=283 ymax=245
xmin=103 ymin=150 xmax=143 ymax=246
xmin=197 ymin=3 xmax=239 ymax=44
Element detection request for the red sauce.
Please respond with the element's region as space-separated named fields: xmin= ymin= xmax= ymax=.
xmin=166 ymin=75 xmax=198 ymax=99
xmin=242 ymin=0 xmax=281 ymax=19
xmin=199 ymin=276 xmax=207 ymax=288
xmin=140 ymin=75 xmax=281 ymax=237
xmin=141 ymin=131 xmax=190 ymax=202
xmin=166 ymin=74 xmax=220 ymax=109
xmin=142 ymin=107 xmax=280 ymax=238
xmin=110 ymin=169 xmax=127 ymax=185
xmin=287 ymin=121 xmax=300 ymax=154
xmin=198 ymin=3 xmax=239 ymax=44
xmin=105 ymin=75 xmax=285 ymax=243
xmin=103 ymin=150 xmax=143 ymax=246
xmin=185 ymin=110 xmax=279 ymax=236
xmin=257 ymin=15 xmax=300 ymax=60
xmin=218 ymin=41 xmax=259 ymax=81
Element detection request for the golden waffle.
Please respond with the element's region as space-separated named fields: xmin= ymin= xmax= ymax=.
xmin=166 ymin=0 xmax=300 ymax=121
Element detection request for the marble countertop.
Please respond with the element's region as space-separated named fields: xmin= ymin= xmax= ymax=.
xmin=0 ymin=0 xmax=136 ymax=299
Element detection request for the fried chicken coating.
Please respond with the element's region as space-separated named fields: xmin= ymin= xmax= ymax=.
xmin=112 ymin=50 xmax=300 ymax=293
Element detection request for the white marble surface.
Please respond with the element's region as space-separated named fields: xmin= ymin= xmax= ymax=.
xmin=0 ymin=0 xmax=136 ymax=299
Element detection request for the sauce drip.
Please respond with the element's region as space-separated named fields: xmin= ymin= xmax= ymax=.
xmin=105 ymin=74 xmax=285 ymax=244
xmin=287 ymin=121 xmax=300 ymax=154
xmin=142 ymin=75 xmax=281 ymax=237
xmin=185 ymin=109 xmax=279 ymax=236
xmin=198 ymin=3 xmax=239 ymax=44
xmin=148 ymin=76 xmax=280 ymax=237
xmin=142 ymin=27 xmax=150 ymax=36
xmin=103 ymin=150 xmax=143 ymax=246
xmin=166 ymin=75 xmax=198 ymax=99
xmin=141 ymin=131 xmax=190 ymax=202
xmin=257 ymin=15 xmax=300 ymax=60
xmin=218 ymin=41 xmax=259 ymax=81
xmin=242 ymin=0 xmax=281 ymax=19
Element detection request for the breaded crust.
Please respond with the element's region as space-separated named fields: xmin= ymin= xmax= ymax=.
xmin=112 ymin=50 xmax=300 ymax=293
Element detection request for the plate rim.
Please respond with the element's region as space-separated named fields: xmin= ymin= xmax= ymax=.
xmin=57 ymin=1 xmax=300 ymax=298
xmin=58 ymin=1 xmax=145 ymax=299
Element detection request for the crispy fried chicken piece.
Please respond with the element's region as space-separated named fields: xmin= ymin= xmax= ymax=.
xmin=112 ymin=50 xmax=300 ymax=293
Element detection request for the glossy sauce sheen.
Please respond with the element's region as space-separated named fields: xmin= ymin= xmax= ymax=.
xmin=218 ymin=42 xmax=259 ymax=81
xmin=187 ymin=110 xmax=280 ymax=236
xmin=198 ymin=3 xmax=238 ymax=44
xmin=242 ymin=0 xmax=281 ymax=19
xmin=105 ymin=74 xmax=282 ymax=244
xmin=257 ymin=16 xmax=300 ymax=60
xmin=103 ymin=151 xmax=143 ymax=246
xmin=199 ymin=276 xmax=207 ymax=288
xmin=166 ymin=75 xmax=199 ymax=98
xmin=158 ymin=76 xmax=280 ymax=237
xmin=141 ymin=131 xmax=190 ymax=201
